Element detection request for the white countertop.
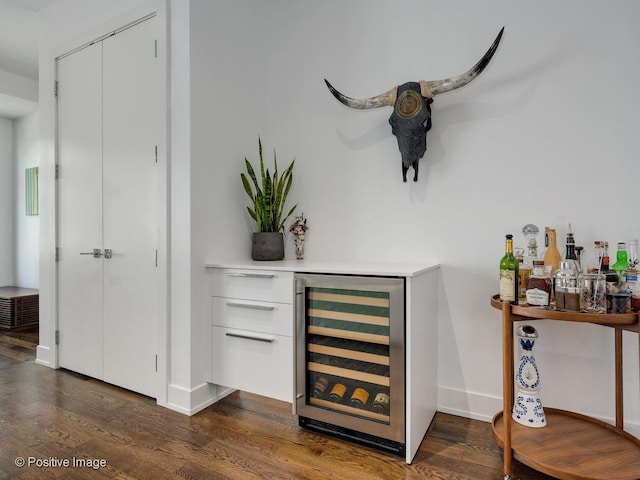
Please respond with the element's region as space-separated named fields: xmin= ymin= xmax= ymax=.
xmin=205 ymin=260 xmax=439 ymax=277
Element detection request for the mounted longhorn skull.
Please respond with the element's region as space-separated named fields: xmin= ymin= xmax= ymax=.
xmin=325 ymin=27 xmax=504 ymax=182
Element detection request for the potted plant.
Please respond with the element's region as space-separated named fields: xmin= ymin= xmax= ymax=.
xmin=241 ymin=138 xmax=297 ymax=260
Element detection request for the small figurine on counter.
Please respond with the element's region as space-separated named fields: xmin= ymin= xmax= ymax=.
xmin=289 ymin=213 xmax=308 ymax=260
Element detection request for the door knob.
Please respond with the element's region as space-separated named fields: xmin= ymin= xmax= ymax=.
xmin=104 ymin=249 xmax=113 ymax=259
xmin=80 ymin=248 xmax=103 ymax=258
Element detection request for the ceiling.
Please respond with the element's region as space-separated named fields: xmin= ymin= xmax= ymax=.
xmin=0 ymin=0 xmax=57 ymax=119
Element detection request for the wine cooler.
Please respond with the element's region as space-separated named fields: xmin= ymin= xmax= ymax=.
xmin=295 ymin=273 xmax=406 ymax=455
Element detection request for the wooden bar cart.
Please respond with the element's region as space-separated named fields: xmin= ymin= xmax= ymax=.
xmin=490 ymin=295 xmax=640 ymax=480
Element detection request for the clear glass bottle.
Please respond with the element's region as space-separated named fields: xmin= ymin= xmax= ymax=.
xmin=522 ymin=224 xmax=539 ymax=267
xmin=590 ymin=241 xmax=607 ymax=273
xmin=628 ymin=239 xmax=639 ymax=271
xmin=499 ymin=234 xmax=519 ymax=305
xmin=518 ymin=257 xmax=531 ymax=304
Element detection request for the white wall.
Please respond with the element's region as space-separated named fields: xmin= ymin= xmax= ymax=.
xmin=13 ymin=112 xmax=39 ymax=289
xmin=189 ymin=0 xmax=271 ymax=401
xmin=36 ymin=0 xmax=640 ymax=433
xmin=0 ymin=118 xmax=13 ymax=285
xmin=192 ymin=0 xmax=640 ymax=433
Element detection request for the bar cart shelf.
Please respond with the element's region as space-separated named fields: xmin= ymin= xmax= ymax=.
xmin=490 ymin=295 xmax=640 ymax=480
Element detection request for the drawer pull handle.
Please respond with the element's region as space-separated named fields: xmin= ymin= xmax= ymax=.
xmin=225 ymin=332 xmax=275 ymax=343
xmin=225 ymin=301 xmax=275 ymax=311
xmin=225 ymin=272 xmax=276 ymax=279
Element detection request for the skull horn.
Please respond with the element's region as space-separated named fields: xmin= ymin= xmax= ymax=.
xmin=324 ymin=79 xmax=397 ymax=109
xmin=421 ymin=27 xmax=504 ymax=97
xmin=324 ymin=27 xmax=504 ymax=106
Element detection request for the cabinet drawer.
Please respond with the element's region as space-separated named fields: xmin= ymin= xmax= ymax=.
xmin=212 ymin=268 xmax=294 ymax=304
xmin=211 ymin=326 xmax=293 ymax=403
xmin=212 ymin=297 xmax=293 ymax=336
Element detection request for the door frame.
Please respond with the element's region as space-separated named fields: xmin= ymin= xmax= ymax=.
xmin=49 ymin=0 xmax=168 ymax=406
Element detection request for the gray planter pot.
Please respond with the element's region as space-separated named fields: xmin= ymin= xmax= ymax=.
xmin=252 ymin=232 xmax=284 ymax=261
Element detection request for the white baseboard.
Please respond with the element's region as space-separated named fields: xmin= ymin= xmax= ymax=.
xmin=215 ymin=385 xmax=235 ymax=401
xmin=35 ymin=345 xmax=55 ymax=368
xmin=437 ymin=386 xmax=502 ymax=423
xmin=165 ymin=382 xmax=217 ymax=416
xmin=437 ymin=386 xmax=640 ymax=438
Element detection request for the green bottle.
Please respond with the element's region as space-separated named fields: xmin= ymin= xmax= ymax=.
xmin=500 ymin=234 xmax=519 ymax=305
xmin=611 ymin=242 xmax=628 ymax=284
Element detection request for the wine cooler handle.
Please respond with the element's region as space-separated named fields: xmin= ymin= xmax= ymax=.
xmin=293 ymin=287 xmax=306 ymax=416
xmin=225 ymin=301 xmax=275 ymax=311
xmin=224 ymin=272 xmax=275 ymax=279
xmin=225 ymin=331 xmax=275 ymax=343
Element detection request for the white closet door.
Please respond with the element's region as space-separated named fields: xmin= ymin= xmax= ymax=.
xmin=57 ymin=42 xmax=104 ymax=378
xmin=102 ymin=17 xmax=160 ymax=397
xmin=57 ymin=16 xmax=160 ymax=398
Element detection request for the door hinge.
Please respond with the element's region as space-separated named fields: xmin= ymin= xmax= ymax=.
xmin=55 ymin=164 xmax=60 ymax=179
xmin=54 ymin=80 xmax=58 ymax=97
xmin=155 ymin=354 xmax=158 ymax=372
xmin=154 ymin=39 xmax=158 ymax=58
xmin=155 ymin=250 xmax=158 ymax=267
xmin=55 ymin=247 xmax=60 ymax=262
xmin=155 ymin=145 xmax=158 ymax=163
xmin=55 ymin=330 xmax=60 ymax=345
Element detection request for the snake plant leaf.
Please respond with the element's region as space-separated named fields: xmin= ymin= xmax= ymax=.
xmin=241 ymin=173 xmax=255 ymax=201
xmin=246 ymin=206 xmax=257 ymax=222
xmin=244 ymin=159 xmax=262 ymax=197
xmin=241 ymin=137 xmax=296 ymax=232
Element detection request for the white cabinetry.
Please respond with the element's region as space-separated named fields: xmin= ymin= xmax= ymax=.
xmin=211 ymin=268 xmax=294 ymax=403
xmin=207 ymin=260 xmax=439 ymax=463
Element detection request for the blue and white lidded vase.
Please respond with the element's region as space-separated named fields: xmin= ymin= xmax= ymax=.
xmin=512 ymin=325 xmax=546 ymax=428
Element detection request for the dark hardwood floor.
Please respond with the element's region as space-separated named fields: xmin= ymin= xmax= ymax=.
xmin=0 ymin=328 xmax=554 ymax=479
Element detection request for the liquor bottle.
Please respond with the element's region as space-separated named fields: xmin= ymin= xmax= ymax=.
xmin=564 ymin=230 xmax=580 ymax=276
xmin=518 ymin=258 xmax=531 ymax=304
xmin=565 ymin=232 xmax=576 ymax=259
xmin=371 ymin=391 xmax=390 ymax=415
xmin=599 ymin=242 xmax=619 ymax=288
xmin=349 ymin=387 xmax=370 ymax=409
xmin=594 ymin=240 xmax=606 ymax=271
xmin=500 ymin=234 xmax=519 ymax=305
xmin=526 ymin=261 xmax=552 ymax=306
xmin=543 ymin=228 xmax=561 ymax=276
xmin=611 ymin=242 xmax=628 ymax=284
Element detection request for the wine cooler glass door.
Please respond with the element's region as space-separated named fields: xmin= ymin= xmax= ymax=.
xmin=295 ymin=274 xmax=405 ymax=444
